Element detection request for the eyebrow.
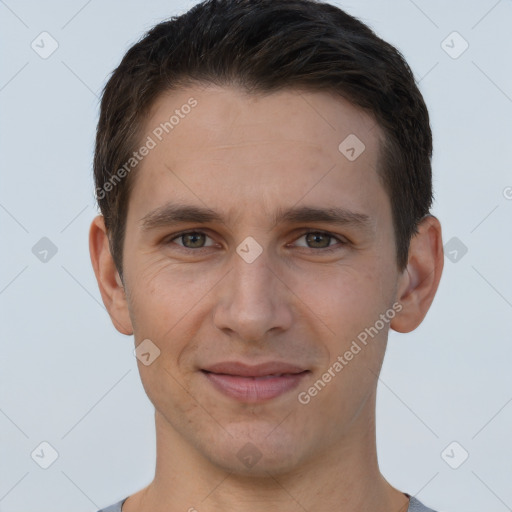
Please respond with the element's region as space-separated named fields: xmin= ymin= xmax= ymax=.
xmin=139 ymin=202 xmax=373 ymax=233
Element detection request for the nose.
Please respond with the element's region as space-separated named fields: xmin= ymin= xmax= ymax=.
xmin=212 ymin=245 xmax=293 ymax=342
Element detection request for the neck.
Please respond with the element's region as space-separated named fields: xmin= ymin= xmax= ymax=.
xmin=124 ymin=390 xmax=409 ymax=512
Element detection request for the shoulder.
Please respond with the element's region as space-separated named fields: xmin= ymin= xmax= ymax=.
xmin=96 ymin=497 xmax=128 ymax=512
xmin=408 ymin=495 xmax=439 ymax=512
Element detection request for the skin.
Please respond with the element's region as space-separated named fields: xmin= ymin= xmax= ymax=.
xmin=90 ymin=85 xmax=443 ymax=512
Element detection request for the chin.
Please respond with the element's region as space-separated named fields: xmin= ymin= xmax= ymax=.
xmin=204 ymin=423 xmax=305 ymax=476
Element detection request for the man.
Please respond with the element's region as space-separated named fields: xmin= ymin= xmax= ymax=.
xmin=89 ymin=0 xmax=444 ymax=510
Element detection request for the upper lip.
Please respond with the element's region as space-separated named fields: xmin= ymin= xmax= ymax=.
xmin=202 ymin=361 xmax=308 ymax=377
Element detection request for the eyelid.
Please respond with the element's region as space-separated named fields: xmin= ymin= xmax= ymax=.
xmin=289 ymin=229 xmax=348 ymax=249
xmin=167 ymin=229 xmax=217 ymax=247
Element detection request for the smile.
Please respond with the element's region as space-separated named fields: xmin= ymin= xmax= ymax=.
xmin=201 ymin=370 xmax=309 ymax=402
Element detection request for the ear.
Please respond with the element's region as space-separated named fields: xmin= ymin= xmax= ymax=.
xmin=390 ymin=215 xmax=444 ymax=333
xmin=89 ymin=215 xmax=134 ymax=335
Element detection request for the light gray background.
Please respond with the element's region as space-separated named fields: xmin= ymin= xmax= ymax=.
xmin=1 ymin=1 xmax=511 ymax=511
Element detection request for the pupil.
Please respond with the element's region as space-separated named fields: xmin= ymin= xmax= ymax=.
xmin=306 ymin=232 xmax=329 ymax=248
xmin=184 ymin=233 xmax=204 ymax=248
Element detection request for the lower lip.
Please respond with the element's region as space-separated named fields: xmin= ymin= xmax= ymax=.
xmin=202 ymin=371 xmax=309 ymax=402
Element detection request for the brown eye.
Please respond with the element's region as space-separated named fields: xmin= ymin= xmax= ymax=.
xmin=305 ymin=232 xmax=332 ymax=248
xmin=291 ymin=231 xmax=347 ymax=252
xmin=170 ymin=231 xmax=215 ymax=249
xmin=182 ymin=232 xmax=206 ymax=248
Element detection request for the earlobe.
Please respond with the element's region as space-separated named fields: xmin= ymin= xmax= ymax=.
xmin=89 ymin=215 xmax=134 ymax=335
xmin=390 ymin=215 xmax=444 ymax=333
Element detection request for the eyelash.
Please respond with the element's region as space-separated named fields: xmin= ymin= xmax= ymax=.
xmin=165 ymin=230 xmax=348 ymax=253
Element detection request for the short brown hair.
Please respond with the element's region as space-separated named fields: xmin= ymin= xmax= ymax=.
xmin=94 ymin=0 xmax=433 ymax=280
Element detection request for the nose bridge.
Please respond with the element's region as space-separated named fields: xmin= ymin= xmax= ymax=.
xmin=213 ymin=240 xmax=291 ymax=340
xmin=230 ymin=242 xmax=276 ymax=311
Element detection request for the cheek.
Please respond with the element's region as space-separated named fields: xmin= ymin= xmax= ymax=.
xmin=129 ymin=252 xmax=201 ymax=305
xmin=288 ymin=261 xmax=391 ymax=338
xmin=124 ymin=256 xmax=189 ymax=341
xmin=124 ymin=254 xmax=224 ymax=358
xmin=295 ymin=266 xmax=392 ymax=417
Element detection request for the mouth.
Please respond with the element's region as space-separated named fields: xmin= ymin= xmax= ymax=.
xmin=200 ymin=361 xmax=310 ymax=402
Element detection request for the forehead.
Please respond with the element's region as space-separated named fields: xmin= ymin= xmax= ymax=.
xmin=145 ymin=84 xmax=380 ymax=152
xmin=126 ymin=84 xmax=388 ymax=226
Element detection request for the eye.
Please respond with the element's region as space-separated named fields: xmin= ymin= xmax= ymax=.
xmin=168 ymin=231 xmax=216 ymax=249
xmin=165 ymin=230 xmax=346 ymax=252
xmin=291 ymin=231 xmax=346 ymax=251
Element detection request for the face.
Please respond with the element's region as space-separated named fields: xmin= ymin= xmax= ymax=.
xmin=113 ymin=85 xmax=406 ymax=474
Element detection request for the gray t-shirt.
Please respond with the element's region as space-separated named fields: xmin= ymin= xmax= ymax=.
xmin=97 ymin=493 xmax=438 ymax=511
